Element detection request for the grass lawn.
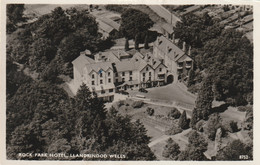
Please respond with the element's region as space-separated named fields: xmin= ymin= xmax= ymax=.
xmin=146 ymin=83 xmax=196 ymax=104
xmin=129 ymin=83 xmax=196 ymax=108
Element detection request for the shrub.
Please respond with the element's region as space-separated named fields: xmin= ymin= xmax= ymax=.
xmin=117 ymin=100 xmax=125 ymax=107
xmin=146 ymin=107 xmax=154 ymax=116
xmin=165 ymin=125 xmax=182 ymax=135
xmin=216 ymin=139 xmax=252 ymax=160
xmin=223 ymin=120 xmax=239 ymax=133
xmin=178 ymin=111 xmax=189 ymax=129
xmin=162 ymin=138 xmax=180 ymax=160
xmin=237 ymin=106 xmax=252 ymax=112
xmin=195 ymin=120 xmax=206 ymax=132
xmin=243 ymin=110 xmax=253 ymax=130
xmin=105 ymin=5 xmax=127 ymax=13
xmin=168 ymin=108 xmax=181 ymax=119
xmin=205 ymin=113 xmax=222 ymax=140
xmin=132 ymin=101 xmax=144 ymax=108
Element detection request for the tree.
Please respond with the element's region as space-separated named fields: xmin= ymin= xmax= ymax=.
xmin=144 ymin=34 xmax=149 ymax=49
xmin=30 ymin=38 xmax=56 ymax=61
xmin=124 ymin=38 xmax=129 ymax=51
xmin=6 ymin=4 xmax=25 ymax=33
xmin=178 ymin=111 xmax=189 ymax=129
xmin=187 ymin=69 xmax=195 ymax=87
xmin=6 ymin=81 xmax=69 ymax=145
xmin=178 ymin=130 xmax=208 ymax=160
xmin=216 ymin=139 xmax=252 ymax=160
xmin=7 ymin=122 xmax=44 ymax=160
xmin=191 ymin=77 xmax=214 ymax=128
xmin=205 ymin=113 xmax=222 ymax=140
xmin=162 ymin=138 xmax=180 ymax=160
xmin=168 ymin=108 xmax=181 ymax=119
xmin=146 ymin=107 xmax=154 ymax=116
xmin=57 ymin=33 xmax=85 ymax=62
xmin=120 ymin=8 xmax=154 ymax=50
xmin=40 ymin=63 xmax=59 ymax=83
xmin=198 ymin=29 xmax=253 ymax=106
xmin=31 ymin=7 xmax=72 ymax=45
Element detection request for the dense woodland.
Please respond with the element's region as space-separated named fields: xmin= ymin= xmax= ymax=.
xmin=174 ymin=12 xmax=253 ymax=106
xmin=6 ymin=4 xmax=253 ymax=160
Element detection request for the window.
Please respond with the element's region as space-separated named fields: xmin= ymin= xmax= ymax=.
xmin=149 ymin=77 xmax=151 ymax=81
xmin=109 ymin=89 xmax=113 ymax=93
xmin=130 ymin=77 xmax=132 ymax=81
xmin=115 ymin=73 xmax=118 ymax=77
xmin=143 ymin=78 xmax=145 ymax=82
xmin=108 ymin=78 xmax=111 ymax=83
xmin=149 ymin=72 xmax=151 ymax=76
xmin=122 ymin=78 xmax=125 ymax=82
xmin=100 ymin=80 xmax=103 ymax=84
xmin=159 ymin=68 xmax=162 ymax=72
xmin=130 ymin=71 xmax=132 ymax=75
xmin=108 ymin=72 xmax=111 ymax=76
xmin=100 ymin=73 xmax=103 ymax=77
xmin=92 ymin=81 xmax=95 ymax=85
xmin=122 ymin=72 xmax=125 ymax=76
xmin=143 ymin=73 xmax=145 ymax=77
xmin=92 ymin=74 xmax=95 ymax=79
xmin=146 ymin=67 xmax=149 ymax=71
xmin=116 ymin=79 xmax=118 ymax=83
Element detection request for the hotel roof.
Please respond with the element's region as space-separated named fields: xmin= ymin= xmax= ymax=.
xmin=154 ymin=36 xmax=186 ymax=62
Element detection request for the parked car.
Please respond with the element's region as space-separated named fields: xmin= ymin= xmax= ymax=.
xmin=139 ymin=88 xmax=148 ymax=93
xmin=118 ymin=90 xmax=129 ymax=95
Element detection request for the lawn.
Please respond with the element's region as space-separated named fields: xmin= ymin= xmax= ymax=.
xmin=128 ymin=83 xmax=196 ymax=108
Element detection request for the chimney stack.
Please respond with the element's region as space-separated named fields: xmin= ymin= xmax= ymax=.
xmin=188 ymin=46 xmax=191 ymax=56
xmin=183 ymin=42 xmax=186 ymax=52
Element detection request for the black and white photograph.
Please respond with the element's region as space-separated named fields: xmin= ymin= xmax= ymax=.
xmin=1 ymin=0 xmax=258 ymax=163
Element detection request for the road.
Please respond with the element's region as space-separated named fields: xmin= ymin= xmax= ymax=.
xmin=149 ymin=128 xmax=191 ymax=148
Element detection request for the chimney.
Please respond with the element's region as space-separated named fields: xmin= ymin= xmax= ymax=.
xmin=160 ymin=59 xmax=164 ymax=64
xmin=172 ymin=34 xmax=175 ymax=43
xmin=85 ymin=49 xmax=91 ymax=56
xmin=95 ymin=52 xmax=102 ymax=62
xmin=145 ymin=53 xmax=149 ymax=62
xmin=152 ymin=59 xmax=156 ymax=65
xmin=188 ymin=46 xmax=191 ymax=56
xmin=183 ymin=42 xmax=186 ymax=52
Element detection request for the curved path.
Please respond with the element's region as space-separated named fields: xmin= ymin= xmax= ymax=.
xmin=148 ymin=128 xmax=191 ymax=148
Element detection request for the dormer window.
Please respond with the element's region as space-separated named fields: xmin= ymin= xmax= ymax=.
xmin=146 ymin=67 xmax=149 ymax=71
xmin=92 ymin=74 xmax=95 ymax=79
xmin=108 ymin=72 xmax=111 ymax=76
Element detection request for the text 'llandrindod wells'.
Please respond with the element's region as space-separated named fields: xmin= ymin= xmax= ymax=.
xmin=18 ymin=153 xmax=126 ymax=159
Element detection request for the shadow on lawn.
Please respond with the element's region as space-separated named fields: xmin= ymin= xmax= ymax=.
xmin=210 ymin=103 xmax=229 ymax=114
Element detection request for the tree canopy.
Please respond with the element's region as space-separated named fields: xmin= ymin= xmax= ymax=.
xmin=7 ymin=4 xmax=25 ymax=33
xmin=120 ymin=8 xmax=154 ymax=49
xmin=174 ymin=13 xmax=253 ymax=106
xmin=7 ymin=82 xmax=156 ymax=160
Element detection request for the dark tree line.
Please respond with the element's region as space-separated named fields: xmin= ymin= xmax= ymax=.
xmin=120 ymin=8 xmax=154 ymax=50
xmin=175 ymin=13 xmax=253 ymax=106
xmin=7 ymin=83 xmax=156 ymax=160
xmin=7 ymin=4 xmax=25 ymax=33
xmin=7 ymin=7 xmax=104 ymax=80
